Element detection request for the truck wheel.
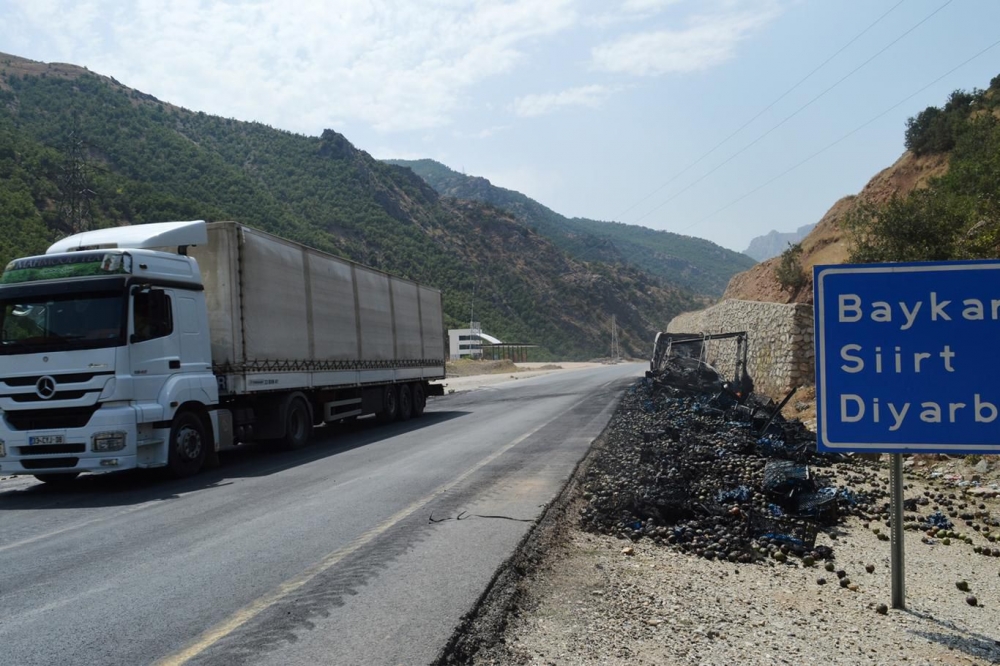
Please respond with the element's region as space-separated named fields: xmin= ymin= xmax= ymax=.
xmin=398 ymin=384 xmax=413 ymax=422
xmin=280 ymin=396 xmax=313 ymax=450
xmin=34 ymin=473 xmax=81 ymax=486
xmin=167 ymin=411 xmax=208 ymax=477
xmin=411 ymin=383 xmax=426 ymax=417
xmin=377 ymin=385 xmax=398 ymax=423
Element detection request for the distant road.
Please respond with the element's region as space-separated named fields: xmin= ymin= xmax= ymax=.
xmin=0 ymin=363 xmax=642 ymax=666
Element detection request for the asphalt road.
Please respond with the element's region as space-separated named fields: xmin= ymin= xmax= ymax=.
xmin=0 ymin=363 xmax=642 ymax=666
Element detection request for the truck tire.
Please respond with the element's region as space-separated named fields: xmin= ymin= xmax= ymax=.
xmin=280 ymin=396 xmax=313 ymax=450
xmin=411 ymin=383 xmax=426 ymax=417
xmin=167 ymin=411 xmax=208 ymax=477
xmin=398 ymin=384 xmax=413 ymax=422
xmin=377 ymin=385 xmax=398 ymax=423
xmin=34 ymin=473 xmax=81 ymax=486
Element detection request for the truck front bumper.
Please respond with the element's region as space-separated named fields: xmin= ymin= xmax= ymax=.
xmin=0 ymin=404 xmax=141 ymax=476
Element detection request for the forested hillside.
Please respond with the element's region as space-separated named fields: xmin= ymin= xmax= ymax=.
xmin=385 ymin=159 xmax=755 ymax=296
xmin=0 ymin=52 xmax=705 ymax=359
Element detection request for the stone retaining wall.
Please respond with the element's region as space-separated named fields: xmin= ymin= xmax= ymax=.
xmin=667 ymin=299 xmax=814 ymax=397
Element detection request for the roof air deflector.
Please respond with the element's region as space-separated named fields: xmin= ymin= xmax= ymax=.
xmin=46 ymin=220 xmax=208 ymax=254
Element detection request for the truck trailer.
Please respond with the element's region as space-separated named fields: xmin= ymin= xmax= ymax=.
xmin=0 ymin=220 xmax=446 ymax=482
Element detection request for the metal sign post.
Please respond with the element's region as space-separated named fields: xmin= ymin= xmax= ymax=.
xmin=814 ymin=260 xmax=1000 ymax=612
xmin=889 ymin=453 xmax=905 ymax=609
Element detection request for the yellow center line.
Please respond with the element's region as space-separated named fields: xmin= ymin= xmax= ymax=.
xmin=156 ymin=397 xmax=587 ymax=666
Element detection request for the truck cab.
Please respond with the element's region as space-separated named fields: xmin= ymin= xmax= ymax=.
xmin=0 ymin=221 xmax=219 ymax=483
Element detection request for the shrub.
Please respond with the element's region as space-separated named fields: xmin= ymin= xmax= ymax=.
xmin=775 ymin=243 xmax=806 ymax=293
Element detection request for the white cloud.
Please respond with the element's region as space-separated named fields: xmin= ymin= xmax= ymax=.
xmin=453 ymin=125 xmax=511 ymax=139
xmin=2 ymin=0 xmax=782 ymax=133
xmin=512 ymin=84 xmax=614 ymax=117
xmin=621 ymin=0 xmax=684 ymax=14
xmin=585 ymin=0 xmax=683 ymax=29
xmin=591 ymin=1 xmax=780 ymax=76
xmin=3 ymin=0 xmax=579 ymax=134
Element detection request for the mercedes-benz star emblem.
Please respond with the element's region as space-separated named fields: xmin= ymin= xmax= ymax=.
xmin=35 ymin=375 xmax=57 ymax=400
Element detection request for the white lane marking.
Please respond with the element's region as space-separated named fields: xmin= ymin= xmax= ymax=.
xmin=0 ymin=499 xmax=162 ymax=554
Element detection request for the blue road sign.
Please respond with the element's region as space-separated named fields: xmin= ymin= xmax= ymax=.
xmin=815 ymin=260 xmax=1000 ymax=454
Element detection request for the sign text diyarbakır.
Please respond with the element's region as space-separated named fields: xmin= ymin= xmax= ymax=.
xmin=814 ymin=262 xmax=1000 ymax=454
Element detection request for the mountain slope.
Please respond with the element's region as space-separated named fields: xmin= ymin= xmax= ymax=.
xmin=723 ymin=74 xmax=1000 ymax=305
xmin=385 ymin=159 xmax=755 ymax=296
xmin=723 ymin=151 xmax=950 ymax=304
xmin=0 ymin=52 xmax=702 ymax=359
xmin=742 ymin=223 xmax=817 ymax=262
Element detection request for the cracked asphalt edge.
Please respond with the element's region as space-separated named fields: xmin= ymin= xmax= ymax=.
xmin=431 ymin=393 xmax=621 ymax=666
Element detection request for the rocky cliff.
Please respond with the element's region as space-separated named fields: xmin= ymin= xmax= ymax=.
xmin=722 ymin=151 xmax=950 ymax=304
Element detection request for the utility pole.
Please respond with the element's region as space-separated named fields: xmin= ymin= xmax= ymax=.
xmin=469 ymin=279 xmax=475 ymax=334
xmin=610 ymin=315 xmax=621 ymax=363
xmin=469 ymin=266 xmax=490 ymax=360
xmin=469 ymin=277 xmax=482 ymax=359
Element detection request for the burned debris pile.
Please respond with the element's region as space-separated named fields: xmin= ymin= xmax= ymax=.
xmin=580 ymin=349 xmax=873 ymax=565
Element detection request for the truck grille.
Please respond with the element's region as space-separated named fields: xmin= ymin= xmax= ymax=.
xmin=11 ymin=391 xmax=89 ymax=403
xmin=3 ymin=406 xmax=100 ymax=431
xmin=17 ymin=444 xmax=87 ymax=455
xmin=1 ymin=372 xmax=104 ymax=387
xmin=20 ymin=458 xmax=79 ymax=469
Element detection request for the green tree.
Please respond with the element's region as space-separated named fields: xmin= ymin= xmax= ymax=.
xmin=774 ymin=243 xmax=806 ymax=293
xmin=903 ymin=87 xmax=987 ymax=156
xmin=849 ymin=111 xmax=1000 ymax=263
xmin=0 ymin=187 xmax=51 ymax=268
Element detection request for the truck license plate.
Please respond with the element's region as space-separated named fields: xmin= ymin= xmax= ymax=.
xmin=29 ymin=435 xmax=66 ymax=446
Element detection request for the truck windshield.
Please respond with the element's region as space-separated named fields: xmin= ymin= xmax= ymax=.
xmin=0 ymin=291 xmax=127 ymax=355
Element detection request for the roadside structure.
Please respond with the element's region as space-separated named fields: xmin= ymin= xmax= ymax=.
xmin=448 ymin=325 xmax=537 ymax=361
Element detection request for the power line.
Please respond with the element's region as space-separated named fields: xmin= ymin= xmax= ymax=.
xmin=632 ymin=0 xmax=954 ymax=227
xmin=678 ymin=37 xmax=1000 ymax=233
xmin=615 ymin=0 xmax=908 ymax=223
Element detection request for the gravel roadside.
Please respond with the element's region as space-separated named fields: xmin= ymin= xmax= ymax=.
xmin=479 ymin=484 xmax=1000 ymax=666
xmin=436 ymin=377 xmax=1000 ymax=666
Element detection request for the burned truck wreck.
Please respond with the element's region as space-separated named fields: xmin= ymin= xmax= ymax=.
xmin=581 ymin=331 xmax=873 ymax=564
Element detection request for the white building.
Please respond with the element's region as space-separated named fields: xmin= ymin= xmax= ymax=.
xmin=448 ymin=326 xmax=503 ymax=360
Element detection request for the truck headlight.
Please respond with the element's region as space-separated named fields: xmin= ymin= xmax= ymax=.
xmin=92 ymin=431 xmax=127 ymax=452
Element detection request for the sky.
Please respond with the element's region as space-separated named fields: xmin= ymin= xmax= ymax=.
xmin=2 ymin=0 xmax=998 ymax=253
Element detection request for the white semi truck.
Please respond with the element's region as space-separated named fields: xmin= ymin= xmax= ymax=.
xmin=0 ymin=221 xmax=446 ymax=482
